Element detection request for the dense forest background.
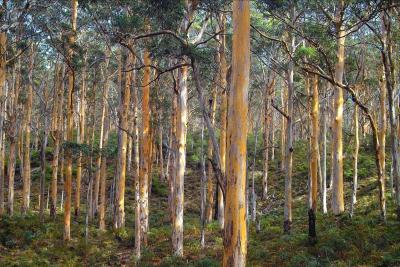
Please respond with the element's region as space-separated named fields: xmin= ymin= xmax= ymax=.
xmin=1 ymin=0 xmax=400 ymax=266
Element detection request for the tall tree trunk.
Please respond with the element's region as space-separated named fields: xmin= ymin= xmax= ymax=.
xmin=132 ymin=56 xmax=141 ymax=258
xmin=251 ymin=119 xmax=260 ymax=222
xmin=280 ymin=85 xmax=286 ymax=172
xmin=64 ymin=0 xmax=78 ymax=241
xmin=158 ymin=113 xmax=164 ymax=181
xmin=217 ymin=14 xmax=227 ymax=229
xmin=22 ymin=46 xmax=34 ymax=214
xmin=40 ymin=118 xmax=49 ymax=221
xmin=0 ymin=28 xmax=5 ymax=215
xmin=200 ymin=118 xmax=206 ymax=247
xmin=223 ymin=1 xmax=249 ymax=265
xmin=60 ymin=119 xmax=65 ymax=212
xmin=206 ymin=83 xmax=217 ymax=223
xmin=309 ymin=74 xmax=319 ymax=243
xmin=263 ymin=78 xmax=275 ymax=199
xmin=114 ymin=48 xmax=132 ymax=229
xmin=172 ymin=62 xmax=188 ymax=257
xmin=331 ymin=1 xmax=345 ymax=215
xmin=7 ymin=54 xmax=21 ymax=216
xmin=169 ymin=93 xmax=177 ymax=225
xmin=99 ymin=50 xmax=110 ymax=230
xmin=75 ymin=55 xmax=87 ymax=217
xmin=284 ymin=4 xmax=295 ymax=233
xmin=350 ymin=97 xmax=360 ymax=217
xmin=50 ymin=64 xmax=64 ymax=218
xmin=139 ymin=48 xmax=151 ymax=246
xmin=95 ymin=56 xmax=114 ymax=217
xmin=0 ymin=133 xmax=4 ymax=215
xmin=321 ymin=93 xmax=328 ymax=214
xmin=381 ymin=9 xmax=398 ymax=219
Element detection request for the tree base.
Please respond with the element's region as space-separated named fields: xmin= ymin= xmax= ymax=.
xmin=308 ymin=209 xmax=317 ymax=245
xmin=283 ymin=220 xmax=291 ymax=234
xmin=396 ymin=206 xmax=400 ymax=222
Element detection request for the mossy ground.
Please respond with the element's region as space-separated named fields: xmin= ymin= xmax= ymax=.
xmin=0 ymin=137 xmax=399 ymax=266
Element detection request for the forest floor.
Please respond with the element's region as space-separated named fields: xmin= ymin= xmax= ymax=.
xmin=1 ymin=140 xmax=400 ymax=266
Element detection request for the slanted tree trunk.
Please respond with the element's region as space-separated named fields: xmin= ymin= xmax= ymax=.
xmin=22 ymin=46 xmax=34 ymax=214
xmin=331 ymin=0 xmax=345 ymax=215
xmin=205 ymin=83 xmax=217 ymax=223
xmin=309 ymin=74 xmax=319 ymax=243
xmin=99 ymin=50 xmax=110 ymax=230
xmin=114 ymin=48 xmax=132 ymax=229
xmin=64 ymin=0 xmax=78 ymax=241
xmin=223 ymin=1 xmax=250 ymax=265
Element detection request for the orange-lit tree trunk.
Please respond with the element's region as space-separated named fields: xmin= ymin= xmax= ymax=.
xmin=114 ymin=48 xmax=132 ymax=229
xmin=331 ymin=0 xmax=345 ymax=215
xmin=64 ymin=0 xmax=78 ymax=241
xmin=223 ymin=1 xmax=250 ymax=266
xmin=309 ymin=74 xmax=319 ymax=242
xmin=75 ymin=54 xmax=86 ymax=217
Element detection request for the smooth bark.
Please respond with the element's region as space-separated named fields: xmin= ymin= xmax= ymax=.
xmin=223 ymin=1 xmax=250 ymax=265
